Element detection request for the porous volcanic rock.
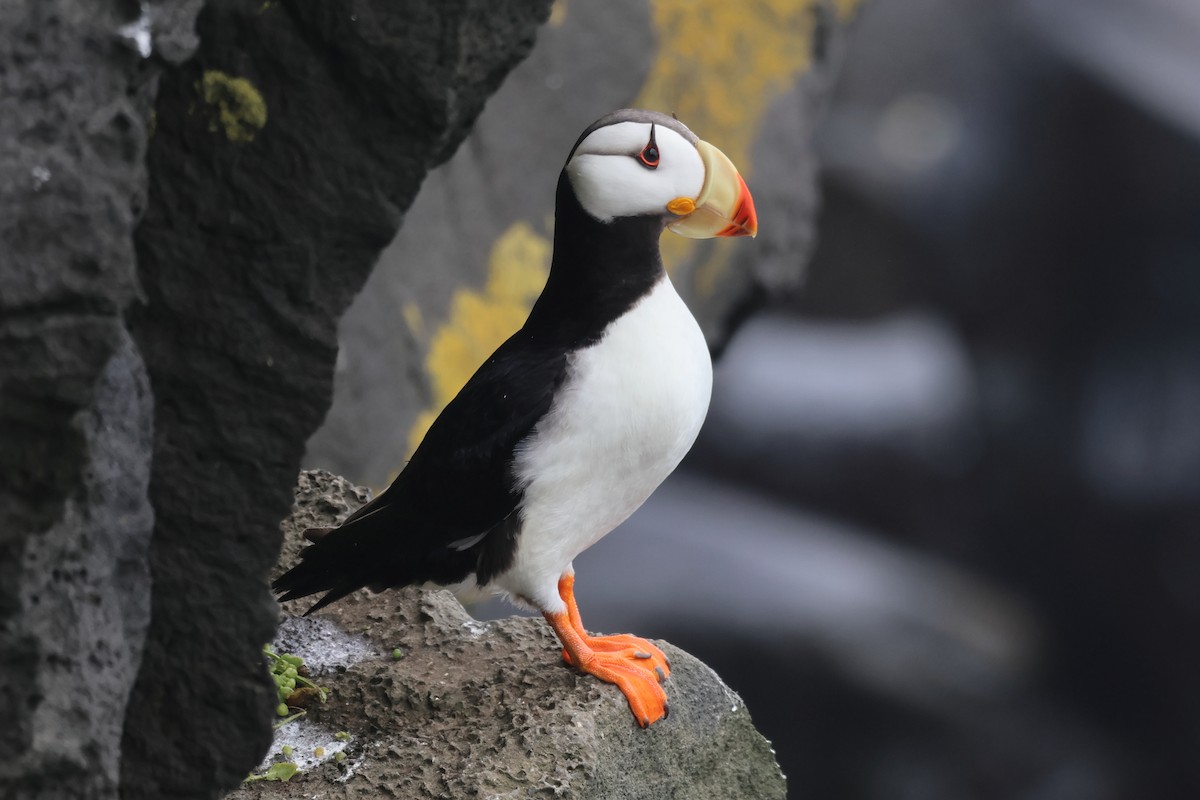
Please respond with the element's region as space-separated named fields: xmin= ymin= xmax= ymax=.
xmin=226 ymin=470 xmax=787 ymax=799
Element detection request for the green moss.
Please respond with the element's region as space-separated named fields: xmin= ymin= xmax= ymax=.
xmin=198 ymin=70 xmax=267 ymax=143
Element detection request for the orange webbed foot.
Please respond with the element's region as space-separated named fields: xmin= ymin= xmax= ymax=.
xmin=574 ymin=648 xmax=669 ymax=727
xmin=561 ymin=633 xmax=670 ymax=683
xmin=543 ymin=574 xmax=671 ymax=727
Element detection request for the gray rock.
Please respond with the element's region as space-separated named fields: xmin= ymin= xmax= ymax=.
xmin=120 ymin=2 xmax=554 ymax=797
xmin=227 ymin=470 xmax=786 ymax=800
xmin=0 ymin=331 xmax=155 ymax=800
xmin=0 ymin=0 xmax=176 ymax=796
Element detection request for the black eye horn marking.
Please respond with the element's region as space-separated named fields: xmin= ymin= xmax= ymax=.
xmin=637 ymin=123 xmax=660 ymax=170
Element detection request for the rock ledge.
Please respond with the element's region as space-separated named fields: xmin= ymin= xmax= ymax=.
xmin=229 ymin=469 xmax=787 ymax=800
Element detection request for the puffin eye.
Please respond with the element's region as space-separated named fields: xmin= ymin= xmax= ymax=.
xmin=637 ymin=124 xmax=660 ymax=170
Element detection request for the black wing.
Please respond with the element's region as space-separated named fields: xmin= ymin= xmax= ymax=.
xmin=273 ymin=330 xmax=567 ymax=612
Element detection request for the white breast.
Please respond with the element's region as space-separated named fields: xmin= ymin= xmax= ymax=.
xmin=496 ymin=276 xmax=713 ymax=612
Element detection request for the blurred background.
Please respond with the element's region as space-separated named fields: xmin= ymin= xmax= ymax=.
xmin=307 ymin=0 xmax=1200 ymax=797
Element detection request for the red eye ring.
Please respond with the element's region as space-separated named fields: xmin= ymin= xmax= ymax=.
xmin=638 ymin=144 xmax=660 ymax=169
xmin=637 ymin=124 xmax=660 ymax=169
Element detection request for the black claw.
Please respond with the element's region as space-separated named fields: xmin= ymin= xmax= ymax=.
xmin=663 ymin=702 xmax=670 ymax=720
xmin=634 ymin=651 xmax=652 ymax=660
xmin=655 ymin=665 xmax=666 ymax=682
xmin=641 ymin=716 xmax=650 ymax=727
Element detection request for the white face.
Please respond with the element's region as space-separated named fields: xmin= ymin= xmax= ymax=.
xmin=565 ymin=121 xmax=706 ymax=223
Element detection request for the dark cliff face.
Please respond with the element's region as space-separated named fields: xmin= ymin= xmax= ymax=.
xmin=0 ymin=1 xmax=551 ymax=798
xmin=0 ymin=1 xmax=175 ymax=797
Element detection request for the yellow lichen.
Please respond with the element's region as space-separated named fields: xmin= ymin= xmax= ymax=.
xmin=548 ymin=0 xmax=568 ymax=27
xmin=634 ymin=0 xmax=821 ymax=291
xmin=405 ymin=222 xmax=552 ymax=456
xmin=198 ymin=71 xmax=267 ymax=143
xmin=402 ymin=303 xmax=425 ymax=337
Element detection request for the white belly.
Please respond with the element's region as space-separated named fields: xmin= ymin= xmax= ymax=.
xmin=497 ymin=276 xmax=713 ymax=612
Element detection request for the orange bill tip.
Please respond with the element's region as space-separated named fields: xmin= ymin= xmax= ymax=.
xmin=716 ymin=173 xmax=757 ymax=238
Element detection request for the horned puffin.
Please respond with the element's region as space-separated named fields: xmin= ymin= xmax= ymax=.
xmin=274 ymin=109 xmax=757 ymax=727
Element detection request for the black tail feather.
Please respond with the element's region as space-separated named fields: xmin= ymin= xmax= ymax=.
xmin=296 ymin=579 xmax=361 ymax=616
xmin=272 ymin=518 xmax=391 ymax=612
xmin=274 ymin=496 xmax=484 ymax=614
xmin=303 ymin=527 xmax=334 ymax=543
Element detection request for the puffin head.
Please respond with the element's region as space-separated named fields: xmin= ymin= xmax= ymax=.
xmin=564 ymin=109 xmax=758 ymax=239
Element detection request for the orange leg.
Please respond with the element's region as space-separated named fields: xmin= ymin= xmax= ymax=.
xmin=558 ymin=574 xmax=671 ymax=681
xmin=542 ymin=574 xmax=670 ymax=727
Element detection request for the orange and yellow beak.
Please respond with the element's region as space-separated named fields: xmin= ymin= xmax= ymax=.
xmin=666 ymin=140 xmax=758 ymax=239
